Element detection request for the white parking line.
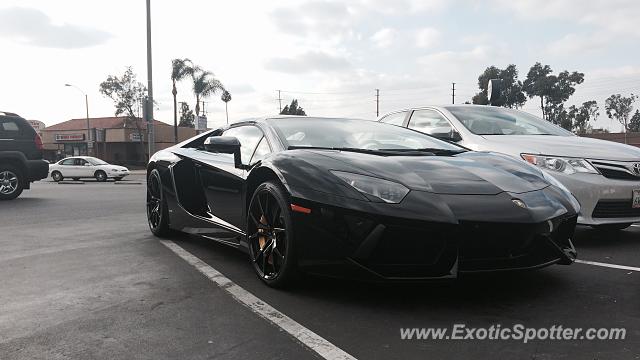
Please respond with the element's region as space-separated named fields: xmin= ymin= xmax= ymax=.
xmin=575 ymin=259 xmax=640 ymax=272
xmin=160 ymin=240 xmax=357 ymax=360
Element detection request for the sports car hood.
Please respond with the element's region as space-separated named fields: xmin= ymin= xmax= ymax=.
xmin=480 ymin=135 xmax=640 ymax=161
xmin=303 ymin=150 xmax=549 ymax=195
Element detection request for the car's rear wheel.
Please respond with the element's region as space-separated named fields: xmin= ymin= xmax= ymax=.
xmin=95 ymin=170 xmax=107 ymax=182
xmin=592 ymin=223 xmax=632 ymax=231
xmin=247 ymin=181 xmax=297 ymax=288
xmin=51 ymin=171 xmax=63 ymax=182
xmin=0 ymin=165 xmax=24 ymax=200
xmin=147 ymin=169 xmax=172 ymax=237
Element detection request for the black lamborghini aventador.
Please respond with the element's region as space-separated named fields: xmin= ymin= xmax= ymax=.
xmin=146 ymin=116 xmax=579 ymax=287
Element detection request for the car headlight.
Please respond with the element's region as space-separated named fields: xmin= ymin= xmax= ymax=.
xmin=521 ymin=154 xmax=598 ymax=175
xmin=330 ymin=170 xmax=410 ymax=204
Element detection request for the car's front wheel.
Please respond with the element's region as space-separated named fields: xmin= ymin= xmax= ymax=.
xmin=94 ymin=170 xmax=107 ymax=182
xmin=51 ymin=171 xmax=63 ymax=182
xmin=147 ymin=169 xmax=172 ymax=237
xmin=247 ymin=181 xmax=297 ymax=288
xmin=0 ymin=165 xmax=23 ymax=200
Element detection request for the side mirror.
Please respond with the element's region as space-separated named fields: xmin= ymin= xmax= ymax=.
xmin=432 ymin=130 xmax=462 ymax=142
xmin=204 ymin=136 xmax=242 ymax=168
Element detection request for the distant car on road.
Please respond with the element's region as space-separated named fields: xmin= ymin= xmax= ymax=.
xmin=0 ymin=111 xmax=49 ymax=200
xmin=49 ymin=156 xmax=130 ymax=182
xmin=379 ymin=105 xmax=640 ymax=230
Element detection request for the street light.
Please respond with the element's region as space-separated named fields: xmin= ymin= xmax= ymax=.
xmin=64 ymin=84 xmax=92 ymax=156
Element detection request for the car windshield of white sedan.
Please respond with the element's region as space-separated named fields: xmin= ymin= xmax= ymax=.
xmin=446 ymin=106 xmax=573 ymax=136
xmin=86 ymin=157 xmax=109 ymax=165
xmin=270 ymin=118 xmax=464 ymax=152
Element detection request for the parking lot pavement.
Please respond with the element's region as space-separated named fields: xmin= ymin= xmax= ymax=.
xmin=1 ymin=181 xmax=639 ymax=359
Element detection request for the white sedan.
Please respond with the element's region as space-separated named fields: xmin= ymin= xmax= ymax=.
xmin=49 ymin=156 xmax=130 ymax=182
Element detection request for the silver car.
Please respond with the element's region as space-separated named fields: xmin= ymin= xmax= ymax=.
xmin=379 ymin=105 xmax=640 ymax=230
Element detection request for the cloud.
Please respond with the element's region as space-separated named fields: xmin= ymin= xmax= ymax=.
xmin=357 ymin=0 xmax=447 ymax=14
xmin=227 ymin=83 xmax=256 ymax=95
xmin=0 ymin=7 xmax=112 ymax=49
xmin=415 ymin=27 xmax=440 ymax=48
xmin=270 ymin=1 xmax=352 ymax=39
xmin=264 ymin=51 xmax=352 ymax=74
xmin=546 ymin=33 xmax=609 ymax=57
xmin=370 ymin=28 xmax=398 ymax=48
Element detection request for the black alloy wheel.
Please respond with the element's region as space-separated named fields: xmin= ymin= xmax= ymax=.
xmin=51 ymin=171 xmax=63 ymax=182
xmin=247 ymin=181 xmax=296 ymax=288
xmin=95 ymin=170 xmax=107 ymax=182
xmin=147 ymin=169 xmax=171 ymax=236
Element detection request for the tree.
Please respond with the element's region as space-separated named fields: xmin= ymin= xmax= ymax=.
xmin=280 ymin=99 xmax=306 ymax=116
xmin=179 ymin=102 xmax=195 ymax=128
xmin=99 ymin=67 xmax=148 ymax=161
xmin=571 ymin=100 xmax=598 ymax=135
xmin=605 ymin=93 xmax=638 ymax=143
xmin=191 ymin=68 xmax=225 ymax=117
xmin=629 ymin=110 xmax=640 ymax=133
xmin=472 ymin=64 xmax=526 ymax=108
xmin=522 ymin=62 xmax=584 ymax=123
xmin=171 ymin=58 xmax=194 ymax=143
xmin=221 ymin=90 xmax=232 ymax=124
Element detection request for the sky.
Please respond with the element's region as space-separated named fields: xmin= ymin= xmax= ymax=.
xmin=1 ymin=0 xmax=639 ymax=132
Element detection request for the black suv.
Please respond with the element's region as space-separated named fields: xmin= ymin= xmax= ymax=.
xmin=0 ymin=112 xmax=49 ymax=200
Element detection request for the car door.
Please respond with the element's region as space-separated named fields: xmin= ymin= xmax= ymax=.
xmin=407 ymin=109 xmax=462 ymax=143
xmin=58 ymin=158 xmax=77 ymax=177
xmin=196 ymin=125 xmax=266 ymax=235
xmin=75 ymin=158 xmax=93 ymax=178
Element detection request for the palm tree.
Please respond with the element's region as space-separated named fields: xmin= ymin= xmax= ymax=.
xmin=171 ymin=58 xmax=194 ymax=143
xmin=221 ymin=90 xmax=232 ymax=124
xmin=192 ymin=69 xmax=224 ymax=119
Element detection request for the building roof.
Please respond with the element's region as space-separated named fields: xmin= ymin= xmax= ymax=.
xmin=45 ymin=117 xmax=169 ymax=131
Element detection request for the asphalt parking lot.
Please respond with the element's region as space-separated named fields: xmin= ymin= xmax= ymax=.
xmin=1 ymin=177 xmax=638 ymax=360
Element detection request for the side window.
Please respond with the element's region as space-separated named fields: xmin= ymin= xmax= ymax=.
xmin=222 ymin=126 xmax=264 ymax=165
xmin=250 ymin=137 xmax=271 ymax=164
xmin=408 ymin=110 xmax=454 ymax=137
xmin=61 ymin=158 xmax=75 ymax=166
xmin=76 ymin=158 xmax=88 ymax=166
xmin=380 ymin=112 xmax=407 ymax=126
xmin=0 ymin=120 xmax=21 ymax=138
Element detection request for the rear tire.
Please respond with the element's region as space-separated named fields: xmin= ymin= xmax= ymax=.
xmin=247 ymin=181 xmax=298 ymax=288
xmin=147 ymin=169 xmax=172 ymax=237
xmin=0 ymin=165 xmax=24 ymax=200
xmin=591 ymin=223 xmax=632 ymax=231
xmin=51 ymin=171 xmax=63 ymax=182
xmin=95 ymin=170 xmax=107 ymax=182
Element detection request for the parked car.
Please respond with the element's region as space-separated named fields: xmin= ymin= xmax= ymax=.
xmin=379 ymin=105 xmax=640 ymax=230
xmin=49 ymin=156 xmax=130 ymax=182
xmin=147 ymin=116 xmax=579 ymax=287
xmin=0 ymin=111 xmax=49 ymax=200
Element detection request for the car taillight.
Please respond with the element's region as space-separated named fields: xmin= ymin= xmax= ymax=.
xmin=34 ymin=134 xmax=44 ymax=150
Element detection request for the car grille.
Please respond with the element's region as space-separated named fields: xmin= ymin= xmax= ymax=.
xmin=592 ymin=200 xmax=640 ymax=218
xmin=590 ymin=159 xmax=640 ymax=181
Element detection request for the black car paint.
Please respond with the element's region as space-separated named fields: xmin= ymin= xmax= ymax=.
xmin=148 ymin=117 xmax=578 ymax=280
xmin=0 ymin=112 xmax=49 ymax=187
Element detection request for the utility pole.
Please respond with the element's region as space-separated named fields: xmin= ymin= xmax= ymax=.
xmin=277 ymin=90 xmax=283 ymax=113
xmin=375 ymin=89 xmax=380 ymax=117
xmin=145 ymin=0 xmax=155 ymax=157
xmin=451 ymin=82 xmax=456 ymax=104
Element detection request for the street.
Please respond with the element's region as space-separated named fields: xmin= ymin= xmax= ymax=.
xmin=1 ymin=177 xmax=638 ymax=360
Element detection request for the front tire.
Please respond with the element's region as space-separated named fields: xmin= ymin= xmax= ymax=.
xmin=147 ymin=169 xmax=172 ymax=237
xmin=0 ymin=165 xmax=23 ymax=200
xmin=95 ymin=170 xmax=107 ymax=182
xmin=247 ymin=181 xmax=297 ymax=288
xmin=51 ymin=171 xmax=63 ymax=182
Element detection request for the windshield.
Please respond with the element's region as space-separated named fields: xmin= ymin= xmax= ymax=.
xmin=269 ymin=118 xmax=464 ymax=152
xmin=86 ymin=157 xmax=109 ymax=165
xmin=445 ymin=106 xmax=573 ymax=136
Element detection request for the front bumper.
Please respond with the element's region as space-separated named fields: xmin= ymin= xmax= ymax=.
xmin=289 ymin=189 xmax=577 ymax=281
xmin=551 ymin=172 xmax=640 ymax=225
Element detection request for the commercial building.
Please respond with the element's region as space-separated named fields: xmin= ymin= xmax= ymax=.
xmin=41 ymin=117 xmax=197 ymax=165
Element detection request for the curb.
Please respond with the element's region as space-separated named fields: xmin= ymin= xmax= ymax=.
xmin=57 ymin=181 xmax=85 ymax=185
xmin=114 ymin=181 xmax=143 ymax=185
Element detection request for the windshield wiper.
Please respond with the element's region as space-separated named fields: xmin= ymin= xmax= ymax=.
xmin=288 ymin=146 xmax=464 ymax=156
